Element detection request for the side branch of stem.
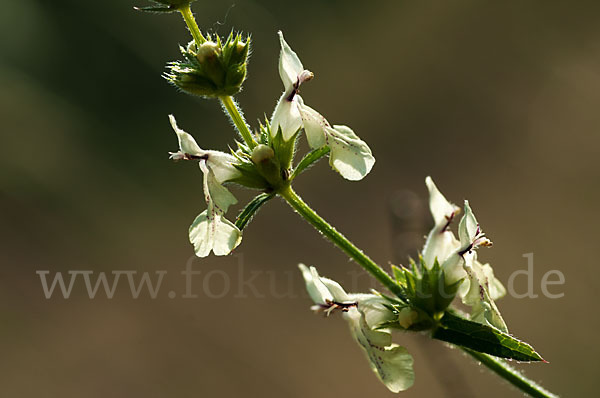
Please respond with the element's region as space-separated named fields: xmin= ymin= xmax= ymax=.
xmin=219 ymin=96 xmax=256 ymax=149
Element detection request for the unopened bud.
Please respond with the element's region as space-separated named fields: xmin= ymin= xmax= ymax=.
xmin=398 ymin=308 xmax=419 ymax=329
xmin=251 ymin=144 xmax=282 ymax=187
xmin=250 ymin=144 xmax=275 ymax=164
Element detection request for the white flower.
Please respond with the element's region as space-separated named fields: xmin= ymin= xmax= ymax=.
xmin=270 ymin=32 xmax=375 ymax=181
xmin=169 ymin=115 xmax=242 ymax=257
xmin=422 ymin=176 xmax=461 ymax=269
xmin=298 ymin=264 xmax=415 ymax=393
xmin=422 ymin=177 xmax=507 ymax=331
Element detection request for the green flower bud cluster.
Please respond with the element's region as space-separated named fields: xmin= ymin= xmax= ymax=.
xmin=229 ymin=120 xmax=297 ymax=192
xmin=165 ymin=33 xmax=250 ymax=98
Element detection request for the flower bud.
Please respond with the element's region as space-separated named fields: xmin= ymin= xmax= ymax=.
xmin=251 ymin=144 xmax=282 ymax=187
xmin=397 ymin=308 xmax=419 ymax=329
xmin=165 ymin=33 xmax=250 ymax=98
xmin=250 ymin=144 xmax=275 ymax=164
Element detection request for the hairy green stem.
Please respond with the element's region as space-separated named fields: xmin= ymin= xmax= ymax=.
xmin=279 ymin=186 xmax=406 ymax=300
xmin=280 ymin=186 xmax=557 ymax=398
xmin=178 ymin=5 xmax=205 ymax=48
xmin=219 ymin=96 xmax=256 ymax=149
xmin=464 ymin=349 xmax=558 ymax=398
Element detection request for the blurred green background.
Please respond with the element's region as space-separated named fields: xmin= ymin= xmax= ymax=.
xmin=1 ymin=0 xmax=598 ymax=396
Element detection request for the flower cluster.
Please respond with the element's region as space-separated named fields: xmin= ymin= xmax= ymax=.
xmin=168 ymin=32 xmax=377 ymax=257
xmin=422 ymin=177 xmax=507 ymax=331
xmin=297 ymin=178 xmax=509 ymax=392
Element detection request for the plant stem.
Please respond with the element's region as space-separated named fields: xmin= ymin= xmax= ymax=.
xmin=280 ymin=186 xmax=558 ymax=398
xmin=463 ymin=349 xmax=558 ymax=398
xmin=179 ymin=5 xmax=205 ymax=48
xmin=279 ymin=186 xmax=406 ymax=301
xmin=219 ymin=96 xmax=256 ymax=149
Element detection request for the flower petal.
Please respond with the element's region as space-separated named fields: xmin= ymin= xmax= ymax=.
xmin=270 ymin=93 xmax=302 ymax=140
xmin=458 ymin=200 xmax=480 ymax=247
xmin=425 ymin=177 xmax=459 ymax=229
xmin=344 ymin=308 xmax=415 ymax=393
xmin=462 ymin=252 xmax=508 ymax=332
xmin=169 ymin=114 xmax=204 ymax=156
xmin=297 ymin=97 xmax=328 ymax=149
xmin=481 ymin=262 xmax=507 ymax=300
xmin=298 ymin=264 xmax=354 ymax=304
xmin=318 ymin=275 xmax=352 ymax=303
xmin=325 ymin=125 xmax=375 ymax=181
xmin=356 ymin=295 xmax=398 ymax=329
xmin=422 ymin=177 xmax=461 ymax=268
xmin=277 ymin=31 xmax=304 ymax=92
xmin=200 ymin=161 xmax=238 ymax=214
xmin=441 ymin=252 xmax=468 ymax=285
xmin=298 ymin=264 xmax=334 ymax=304
xmin=188 ymin=210 xmax=242 ymax=257
xmin=203 ymin=151 xmax=241 ymax=183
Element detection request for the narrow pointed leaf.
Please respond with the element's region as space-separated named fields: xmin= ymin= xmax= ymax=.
xmin=432 ymin=312 xmax=545 ymax=362
xmin=235 ymin=193 xmax=274 ymax=231
xmin=134 ymin=6 xmax=175 ymax=13
xmin=290 ymin=146 xmax=330 ymax=180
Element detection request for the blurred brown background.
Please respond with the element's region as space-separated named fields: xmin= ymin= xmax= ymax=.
xmin=1 ymin=0 xmax=598 ymax=396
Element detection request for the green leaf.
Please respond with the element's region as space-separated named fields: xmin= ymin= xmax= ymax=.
xmin=432 ymin=312 xmax=545 ymax=362
xmin=134 ymin=6 xmax=175 ymax=13
xmin=290 ymin=146 xmax=330 ymax=181
xmin=134 ymin=0 xmax=196 ymax=13
xmin=235 ymin=193 xmax=274 ymax=231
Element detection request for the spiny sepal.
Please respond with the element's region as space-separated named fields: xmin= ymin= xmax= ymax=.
xmin=394 ymin=257 xmax=463 ymax=318
xmin=228 ymin=151 xmax=271 ymax=190
xmin=262 ymin=119 xmax=299 ymax=172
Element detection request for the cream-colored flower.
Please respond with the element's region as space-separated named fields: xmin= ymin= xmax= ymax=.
xmin=169 ymin=115 xmax=242 ymax=257
xmin=299 ymin=264 xmax=415 ymax=392
xmin=270 ymin=32 xmax=375 ymax=181
xmin=423 ymin=177 xmax=507 ymax=331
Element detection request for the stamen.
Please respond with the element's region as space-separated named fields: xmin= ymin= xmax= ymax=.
xmin=169 ymin=152 xmax=209 ymax=162
xmin=286 ymin=70 xmax=314 ymax=102
xmin=313 ymin=300 xmax=358 ymax=316
xmin=441 ymin=211 xmax=457 ymax=233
